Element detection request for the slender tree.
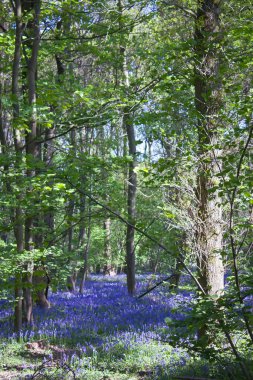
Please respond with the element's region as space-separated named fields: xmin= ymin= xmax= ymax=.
xmin=117 ymin=0 xmax=137 ymax=295
xmin=12 ymin=0 xmax=25 ymax=332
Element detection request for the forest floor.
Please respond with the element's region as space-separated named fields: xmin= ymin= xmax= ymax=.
xmin=0 ymin=274 xmax=213 ymax=379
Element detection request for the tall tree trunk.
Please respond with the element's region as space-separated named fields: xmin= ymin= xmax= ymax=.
xmin=78 ymin=127 xmax=92 ymax=291
xmin=122 ymin=51 xmax=137 ymax=295
xmin=66 ymin=129 xmax=77 ymax=292
xmin=124 ymin=107 xmax=137 ymax=295
xmin=66 ymin=195 xmax=76 ymax=292
xmin=30 ymin=114 xmax=55 ymax=309
xmin=43 ymin=124 xmax=55 ymax=232
xmin=23 ymin=0 xmax=41 ymax=324
xmin=34 ymin=43 xmax=64 ymax=306
xmin=78 ymin=126 xmax=90 ymax=290
xmin=100 ymin=126 xmax=113 ymax=275
xmin=194 ymin=0 xmax=224 ymax=296
xmin=117 ymin=0 xmax=137 ymax=295
xmin=11 ymin=0 xmax=25 ymax=333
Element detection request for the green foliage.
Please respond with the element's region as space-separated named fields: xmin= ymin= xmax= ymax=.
xmin=0 ymin=0 xmax=252 ymax=377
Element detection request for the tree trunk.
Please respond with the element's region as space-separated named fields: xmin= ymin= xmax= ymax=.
xmin=66 ymin=197 xmax=76 ymax=292
xmin=117 ymin=0 xmax=137 ymax=296
xmin=100 ymin=126 xmax=113 ymax=276
xmin=103 ymin=218 xmax=113 ymax=275
xmin=79 ymin=219 xmax=91 ymax=294
xmin=43 ymin=124 xmax=55 ymax=231
xmin=169 ymin=258 xmax=184 ymax=290
xmin=23 ymin=0 xmax=41 ymax=324
xmin=125 ymin=108 xmax=137 ymax=295
xmin=79 ymin=189 xmax=92 ymax=293
xmin=11 ymin=0 xmax=25 ymax=333
xmin=67 ymin=271 xmax=77 ymax=292
xmin=194 ymin=0 xmax=224 ymax=296
xmin=66 ymin=128 xmax=77 ymax=291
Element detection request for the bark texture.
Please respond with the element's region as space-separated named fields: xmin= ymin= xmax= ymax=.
xmin=23 ymin=0 xmax=41 ymax=323
xmin=194 ymin=0 xmax=224 ymax=295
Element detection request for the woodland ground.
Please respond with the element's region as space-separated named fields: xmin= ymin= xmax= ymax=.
xmin=0 ymin=274 xmax=227 ymax=379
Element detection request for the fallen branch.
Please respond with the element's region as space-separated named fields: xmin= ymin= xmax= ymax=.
xmin=137 ymin=274 xmax=175 ymax=299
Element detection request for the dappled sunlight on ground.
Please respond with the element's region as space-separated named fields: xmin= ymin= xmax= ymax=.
xmin=0 ymin=274 xmax=194 ymax=379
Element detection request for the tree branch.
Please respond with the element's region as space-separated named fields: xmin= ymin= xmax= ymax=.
xmin=137 ymin=274 xmax=175 ymax=299
xmin=162 ymin=1 xmax=196 ymax=18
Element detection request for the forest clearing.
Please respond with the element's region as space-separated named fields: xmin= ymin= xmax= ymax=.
xmin=0 ymin=0 xmax=253 ymax=379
